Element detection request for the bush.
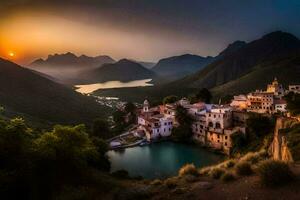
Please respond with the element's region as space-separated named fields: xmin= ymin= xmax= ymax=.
xmin=235 ymin=161 xmax=253 ymax=176
xmin=209 ymin=168 xmax=225 ymax=179
xmin=221 ymin=172 xmax=235 ymax=183
xmin=150 ymin=179 xmax=162 ymax=186
xmin=178 ymin=164 xmax=199 ymax=177
xmin=164 ymin=177 xmax=178 ymax=189
xmin=240 ymin=152 xmax=260 ymax=164
xmin=225 ymin=160 xmax=236 ymax=168
xmin=199 ymin=167 xmax=211 ymax=175
xmin=257 ymin=160 xmax=294 ymax=187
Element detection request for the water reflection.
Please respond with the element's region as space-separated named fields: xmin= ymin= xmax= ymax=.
xmin=75 ymin=79 xmax=153 ymax=94
xmin=107 ymin=142 xmax=223 ymax=179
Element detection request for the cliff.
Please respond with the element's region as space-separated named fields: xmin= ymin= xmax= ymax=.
xmin=268 ymin=117 xmax=296 ymax=162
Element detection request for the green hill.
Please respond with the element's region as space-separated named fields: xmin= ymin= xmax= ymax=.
xmin=173 ymin=31 xmax=300 ymax=89
xmin=0 ymin=58 xmax=111 ymax=125
xmin=211 ymin=53 xmax=300 ymax=98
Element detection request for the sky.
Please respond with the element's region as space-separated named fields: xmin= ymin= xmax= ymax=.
xmin=0 ymin=0 xmax=300 ymax=65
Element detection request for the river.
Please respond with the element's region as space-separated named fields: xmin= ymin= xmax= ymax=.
xmin=107 ymin=141 xmax=223 ymax=179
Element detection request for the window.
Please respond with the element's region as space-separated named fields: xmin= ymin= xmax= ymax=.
xmin=225 ymin=142 xmax=227 ymax=146
xmin=208 ymin=122 xmax=213 ymax=127
xmin=215 ymin=122 xmax=221 ymax=129
xmin=165 ymin=123 xmax=167 ymax=125
xmin=225 ymin=136 xmax=228 ymax=139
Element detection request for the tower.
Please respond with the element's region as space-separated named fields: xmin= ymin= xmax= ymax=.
xmin=143 ymin=99 xmax=149 ymax=112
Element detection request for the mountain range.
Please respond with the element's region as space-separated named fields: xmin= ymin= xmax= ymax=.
xmin=0 ymin=58 xmax=110 ymax=125
xmin=95 ymin=31 xmax=300 ymax=103
xmin=173 ymin=31 xmax=300 ymax=89
xmin=78 ymin=59 xmax=157 ymax=84
xmin=152 ymin=54 xmax=214 ymax=80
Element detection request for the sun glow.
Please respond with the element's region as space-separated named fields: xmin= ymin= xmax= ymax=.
xmin=8 ymin=52 xmax=15 ymax=57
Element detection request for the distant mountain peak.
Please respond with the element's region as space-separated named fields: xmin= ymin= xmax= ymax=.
xmin=117 ymin=58 xmax=138 ymax=65
xmin=218 ymin=40 xmax=247 ymax=57
xmin=262 ymin=31 xmax=299 ymax=41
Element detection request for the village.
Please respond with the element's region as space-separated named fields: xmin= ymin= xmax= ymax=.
xmin=110 ymin=78 xmax=300 ymax=155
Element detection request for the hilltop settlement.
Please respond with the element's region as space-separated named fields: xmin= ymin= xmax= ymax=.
xmin=111 ymin=78 xmax=300 ymax=155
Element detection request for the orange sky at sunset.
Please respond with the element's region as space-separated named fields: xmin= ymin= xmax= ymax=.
xmin=0 ymin=11 xmax=199 ymax=66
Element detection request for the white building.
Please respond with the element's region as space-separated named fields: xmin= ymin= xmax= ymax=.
xmin=274 ymin=99 xmax=287 ymax=113
xmin=289 ymin=85 xmax=300 ymax=94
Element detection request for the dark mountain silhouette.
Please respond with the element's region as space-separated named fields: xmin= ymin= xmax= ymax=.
xmin=30 ymin=52 xmax=115 ymax=69
xmin=79 ymin=59 xmax=156 ymax=83
xmin=95 ymin=31 xmax=300 ymax=103
xmin=137 ymin=61 xmax=156 ymax=69
xmin=152 ymin=54 xmax=214 ymax=80
xmin=0 ymin=58 xmax=110 ymax=125
xmin=217 ymin=40 xmax=247 ymax=58
xmin=29 ymin=52 xmax=115 ymax=83
xmin=174 ymin=31 xmax=300 ymax=89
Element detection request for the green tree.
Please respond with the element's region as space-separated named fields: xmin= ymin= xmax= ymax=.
xmin=163 ymin=95 xmax=178 ymax=104
xmin=246 ymin=114 xmax=273 ymax=137
xmin=172 ymin=105 xmax=194 ymax=142
xmin=92 ymin=118 xmax=111 ymax=139
xmin=124 ymin=102 xmax=136 ymax=114
xmin=285 ymin=92 xmax=300 ymax=115
xmin=195 ymin=88 xmax=212 ymax=103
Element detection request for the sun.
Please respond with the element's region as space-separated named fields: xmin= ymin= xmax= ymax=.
xmin=8 ymin=52 xmax=15 ymax=57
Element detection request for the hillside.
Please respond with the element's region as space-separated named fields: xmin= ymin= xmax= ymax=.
xmin=174 ymin=31 xmax=300 ymax=89
xmin=212 ymin=53 xmax=300 ymax=98
xmin=152 ymin=54 xmax=214 ymax=80
xmin=0 ymin=58 xmax=110 ymax=125
xmin=79 ymin=59 xmax=157 ymax=84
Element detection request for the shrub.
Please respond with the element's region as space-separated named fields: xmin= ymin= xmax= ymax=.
xmin=257 ymin=160 xmax=294 ymax=187
xmin=235 ymin=161 xmax=253 ymax=176
xmin=221 ymin=172 xmax=235 ymax=183
xmin=150 ymin=179 xmax=162 ymax=186
xmin=178 ymin=164 xmax=199 ymax=177
xmin=209 ymin=168 xmax=225 ymax=179
xmin=164 ymin=177 xmax=178 ymax=189
xmin=240 ymin=152 xmax=260 ymax=164
xmin=225 ymin=160 xmax=236 ymax=168
xmin=199 ymin=167 xmax=211 ymax=175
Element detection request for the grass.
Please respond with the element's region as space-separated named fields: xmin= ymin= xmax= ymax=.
xmin=257 ymin=160 xmax=294 ymax=187
xmin=178 ymin=164 xmax=199 ymax=177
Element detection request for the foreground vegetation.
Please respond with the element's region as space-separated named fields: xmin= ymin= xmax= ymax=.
xmin=0 ymin=115 xmax=117 ymax=199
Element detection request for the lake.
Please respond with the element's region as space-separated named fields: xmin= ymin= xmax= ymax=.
xmin=107 ymin=142 xmax=223 ymax=179
xmin=75 ymin=78 xmax=153 ymax=94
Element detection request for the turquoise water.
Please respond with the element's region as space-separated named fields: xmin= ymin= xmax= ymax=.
xmin=107 ymin=142 xmax=223 ymax=179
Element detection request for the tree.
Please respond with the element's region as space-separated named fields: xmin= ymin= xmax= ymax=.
xmin=163 ymin=95 xmax=178 ymax=104
xmin=195 ymin=88 xmax=212 ymax=103
xmin=92 ymin=118 xmax=111 ymax=139
xmin=285 ymin=92 xmax=300 ymax=116
xmin=246 ymin=114 xmax=273 ymax=137
xmin=124 ymin=102 xmax=136 ymax=114
xmin=172 ymin=105 xmax=194 ymax=142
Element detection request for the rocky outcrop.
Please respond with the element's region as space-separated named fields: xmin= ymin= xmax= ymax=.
xmin=269 ymin=117 xmax=294 ymax=162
